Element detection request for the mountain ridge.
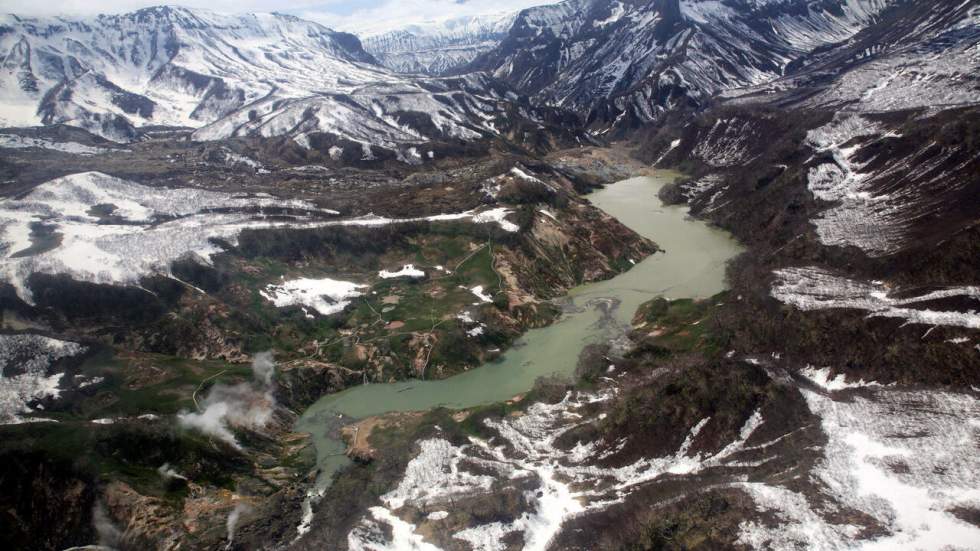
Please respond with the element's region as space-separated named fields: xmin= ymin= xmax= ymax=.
xmin=466 ymin=0 xmax=899 ymax=129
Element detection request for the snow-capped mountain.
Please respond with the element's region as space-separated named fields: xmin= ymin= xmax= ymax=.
xmin=360 ymin=12 xmax=517 ymax=75
xmin=469 ymin=0 xmax=897 ymax=128
xmin=0 ymin=6 xmax=573 ymax=151
xmin=0 ymin=7 xmax=383 ymax=141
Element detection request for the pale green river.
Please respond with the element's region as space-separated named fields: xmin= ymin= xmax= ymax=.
xmin=295 ymin=172 xmax=743 ymax=485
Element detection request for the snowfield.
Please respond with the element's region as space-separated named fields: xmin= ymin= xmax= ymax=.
xmin=804 ymin=115 xmax=911 ymax=256
xmin=478 ymin=0 xmax=892 ymax=129
xmin=0 ymin=7 xmax=553 ymax=150
xmin=0 ymin=172 xmax=336 ymax=302
xmin=800 ymin=365 xmax=883 ymax=391
xmin=360 ymin=12 xmax=517 ymax=75
xmin=808 ymin=5 xmax=980 ymax=113
xmin=378 ymin=265 xmax=426 ymax=279
xmin=0 ymin=334 xmax=86 ymax=424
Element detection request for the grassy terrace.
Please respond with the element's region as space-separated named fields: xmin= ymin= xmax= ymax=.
xmin=215 ymin=225 xmax=552 ymax=382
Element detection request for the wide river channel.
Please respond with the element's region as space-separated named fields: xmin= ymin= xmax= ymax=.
xmin=296 ymin=171 xmax=743 ymax=487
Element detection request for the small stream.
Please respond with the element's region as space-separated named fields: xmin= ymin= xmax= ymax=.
xmin=295 ymin=171 xmax=743 ymax=487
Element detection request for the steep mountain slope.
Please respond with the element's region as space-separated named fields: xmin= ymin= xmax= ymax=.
xmin=469 ymin=0 xmax=896 ymax=128
xmin=0 ymin=7 xmax=578 ymax=153
xmin=361 ymin=13 xmax=517 ymax=75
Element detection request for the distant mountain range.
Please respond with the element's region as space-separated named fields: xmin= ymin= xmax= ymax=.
xmin=360 ymin=13 xmax=517 ymax=75
xmin=0 ymin=6 xmax=569 ymax=151
xmin=2 ymin=1 xmax=978 ymax=147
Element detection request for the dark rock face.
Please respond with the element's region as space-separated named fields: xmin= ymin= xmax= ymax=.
xmin=0 ymin=450 xmax=97 ymax=551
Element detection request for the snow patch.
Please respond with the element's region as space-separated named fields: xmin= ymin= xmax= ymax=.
xmin=0 ymin=334 xmax=85 ymax=424
xmin=800 ymin=365 xmax=881 ymax=391
xmin=379 ymin=264 xmax=425 ymax=279
xmin=466 ymin=285 xmax=494 ymax=304
xmin=471 ymin=207 xmax=518 ymax=232
xmin=0 ymin=134 xmax=115 ymax=155
xmin=261 ymin=278 xmax=366 ymax=316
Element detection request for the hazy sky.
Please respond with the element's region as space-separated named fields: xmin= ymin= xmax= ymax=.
xmin=0 ymin=0 xmax=554 ymax=33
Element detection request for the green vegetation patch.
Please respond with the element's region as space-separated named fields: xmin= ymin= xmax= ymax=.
xmin=630 ymin=294 xmax=726 ymax=356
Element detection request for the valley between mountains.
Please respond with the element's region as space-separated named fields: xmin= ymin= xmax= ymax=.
xmin=1 ymin=1 xmax=979 ymax=550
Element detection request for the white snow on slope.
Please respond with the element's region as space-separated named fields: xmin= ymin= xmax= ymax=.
xmin=342 ymin=371 xmax=980 ymax=551
xmin=690 ymin=118 xmax=758 ymax=167
xmin=652 ymin=138 xmax=682 ymax=165
xmin=594 ymin=2 xmax=626 ymax=28
xmin=0 ymin=334 xmax=86 ymax=424
xmin=348 ymin=506 xmax=442 ymax=551
xmin=510 ymin=166 xmax=546 ymax=185
xmin=493 ymin=0 xmax=891 ymax=128
xmin=191 ymin=80 xmax=492 ymax=150
xmin=0 ymin=7 xmax=529 ymax=147
xmin=382 ymin=438 xmax=497 ymax=511
xmin=347 ymin=389 xmax=766 ymax=550
xmin=0 ymin=172 xmax=333 ymax=301
xmin=800 ymin=365 xmax=882 ymax=391
xmin=0 ymin=134 xmax=114 ymax=156
xmin=471 ymin=207 xmax=519 ymax=232
xmin=467 ymin=285 xmax=494 ymax=304
xmin=739 ymin=387 xmax=980 ymax=550
xmin=0 ymin=172 xmax=521 ymax=303
xmin=771 ymin=266 xmax=980 ymax=329
xmin=809 ymin=5 xmax=980 ymax=113
xmin=804 ymin=115 xmax=911 ymax=255
xmin=260 ymin=278 xmax=367 ymax=316
xmin=0 ymin=8 xmax=380 ymax=136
